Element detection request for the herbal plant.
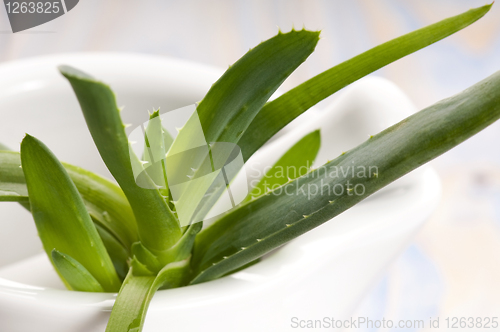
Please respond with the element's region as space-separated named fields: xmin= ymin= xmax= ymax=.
xmin=0 ymin=4 xmax=498 ymax=332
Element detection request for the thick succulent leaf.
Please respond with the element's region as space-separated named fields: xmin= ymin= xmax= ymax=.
xmin=131 ymin=221 xmax=203 ymax=274
xmin=142 ymin=110 xmax=171 ymax=192
xmin=238 ymin=4 xmax=492 ymax=160
xmin=130 ymin=242 xmax=161 ymax=276
xmin=60 ymin=66 xmax=181 ymax=251
xmin=197 ymin=29 xmax=320 ymax=144
xmin=167 ymin=29 xmax=320 ymax=226
xmin=105 ymin=259 xmax=191 ymax=332
xmin=64 ymin=163 xmax=138 ymax=248
xmin=20 ymin=135 xmax=121 ymax=292
xmin=190 ymin=70 xmax=500 ymax=284
xmin=51 ymin=249 xmax=105 ymax=292
xmin=0 ymin=150 xmax=137 ymax=248
xmin=95 ymin=224 xmax=130 ymax=280
xmin=105 ymin=272 xmax=155 ymax=332
xmin=0 ymin=142 xmax=10 ymax=150
xmin=246 ymin=130 xmax=320 ymax=201
xmin=156 ymin=221 xmax=202 ymax=268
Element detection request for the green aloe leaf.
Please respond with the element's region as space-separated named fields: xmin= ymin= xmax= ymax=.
xmin=59 ymin=66 xmax=181 ymax=252
xmin=105 ymin=258 xmax=191 ymax=332
xmin=51 ymin=249 xmax=105 ymax=292
xmin=190 ymin=70 xmax=500 ymax=284
xmin=198 ymin=29 xmax=320 ymax=144
xmin=130 ymin=221 xmax=203 ymax=274
xmin=142 ymin=110 xmax=171 ymax=192
xmin=246 ymin=130 xmax=320 ymax=201
xmin=95 ymin=224 xmax=130 ymax=280
xmin=63 ymin=163 xmax=138 ymax=248
xmin=0 ymin=150 xmax=137 ymax=249
xmin=166 ymin=29 xmax=320 ymax=227
xmin=20 ymin=135 xmax=121 ymax=292
xmin=0 ymin=142 xmax=10 ymax=150
xmin=238 ymin=4 xmax=492 ymax=160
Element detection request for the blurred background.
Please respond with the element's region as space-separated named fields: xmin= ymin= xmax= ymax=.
xmin=1 ymin=1 xmax=499 ymax=330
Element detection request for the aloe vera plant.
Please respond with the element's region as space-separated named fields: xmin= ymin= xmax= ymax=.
xmin=0 ymin=4 xmax=498 ymax=332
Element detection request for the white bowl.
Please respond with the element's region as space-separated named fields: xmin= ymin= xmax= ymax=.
xmin=0 ymin=53 xmax=441 ymax=332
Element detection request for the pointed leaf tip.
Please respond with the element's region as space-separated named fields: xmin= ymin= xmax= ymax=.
xmin=149 ymin=109 xmax=160 ymax=119
xmin=58 ymin=65 xmax=95 ymax=81
xmin=51 ymin=249 xmax=105 ymax=293
xmin=21 ymin=133 xmax=35 ymax=145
